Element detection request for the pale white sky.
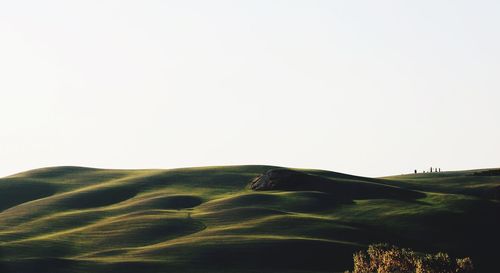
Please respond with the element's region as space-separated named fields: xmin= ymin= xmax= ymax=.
xmin=1 ymin=1 xmax=499 ymax=177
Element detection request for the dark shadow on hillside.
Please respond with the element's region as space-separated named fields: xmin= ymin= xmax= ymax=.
xmin=409 ymin=199 xmax=500 ymax=272
xmin=471 ymin=169 xmax=500 ymax=176
xmin=0 ymin=258 xmax=78 ymax=273
xmin=0 ymin=179 xmax=57 ymax=212
xmin=169 ymin=238 xmax=357 ymax=272
xmin=60 ymin=186 xmax=139 ymax=209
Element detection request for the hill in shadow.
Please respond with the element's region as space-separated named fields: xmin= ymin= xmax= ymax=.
xmin=250 ymin=168 xmax=425 ymax=201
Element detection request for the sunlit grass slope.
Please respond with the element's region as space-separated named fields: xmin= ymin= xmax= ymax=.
xmin=0 ymin=166 xmax=499 ymax=273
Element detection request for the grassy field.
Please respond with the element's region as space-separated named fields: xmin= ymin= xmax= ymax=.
xmin=0 ymin=165 xmax=499 ymax=273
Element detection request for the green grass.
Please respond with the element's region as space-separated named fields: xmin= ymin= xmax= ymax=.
xmin=0 ymin=165 xmax=499 ymax=273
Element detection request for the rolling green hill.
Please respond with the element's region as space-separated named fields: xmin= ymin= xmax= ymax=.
xmin=0 ymin=166 xmax=499 ymax=273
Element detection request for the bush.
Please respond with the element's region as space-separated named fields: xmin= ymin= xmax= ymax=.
xmin=345 ymin=243 xmax=473 ymax=273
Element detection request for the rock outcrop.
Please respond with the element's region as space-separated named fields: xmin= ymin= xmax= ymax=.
xmin=249 ymin=169 xmax=322 ymax=191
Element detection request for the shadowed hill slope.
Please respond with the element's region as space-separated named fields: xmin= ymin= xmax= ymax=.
xmin=250 ymin=168 xmax=425 ymax=200
xmin=0 ymin=165 xmax=499 ymax=273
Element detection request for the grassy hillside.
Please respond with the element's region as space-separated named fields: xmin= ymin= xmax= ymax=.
xmin=0 ymin=166 xmax=499 ymax=273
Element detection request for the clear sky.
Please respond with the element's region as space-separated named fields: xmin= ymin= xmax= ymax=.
xmin=1 ymin=1 xmax=499 ymax=178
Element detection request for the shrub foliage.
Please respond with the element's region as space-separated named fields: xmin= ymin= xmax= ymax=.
xmin=345 ymin=244 xmax=473 ymax=273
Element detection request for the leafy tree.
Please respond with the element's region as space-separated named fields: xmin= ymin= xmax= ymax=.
xmin=345 ymin=244 xmax=473 ymax=273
